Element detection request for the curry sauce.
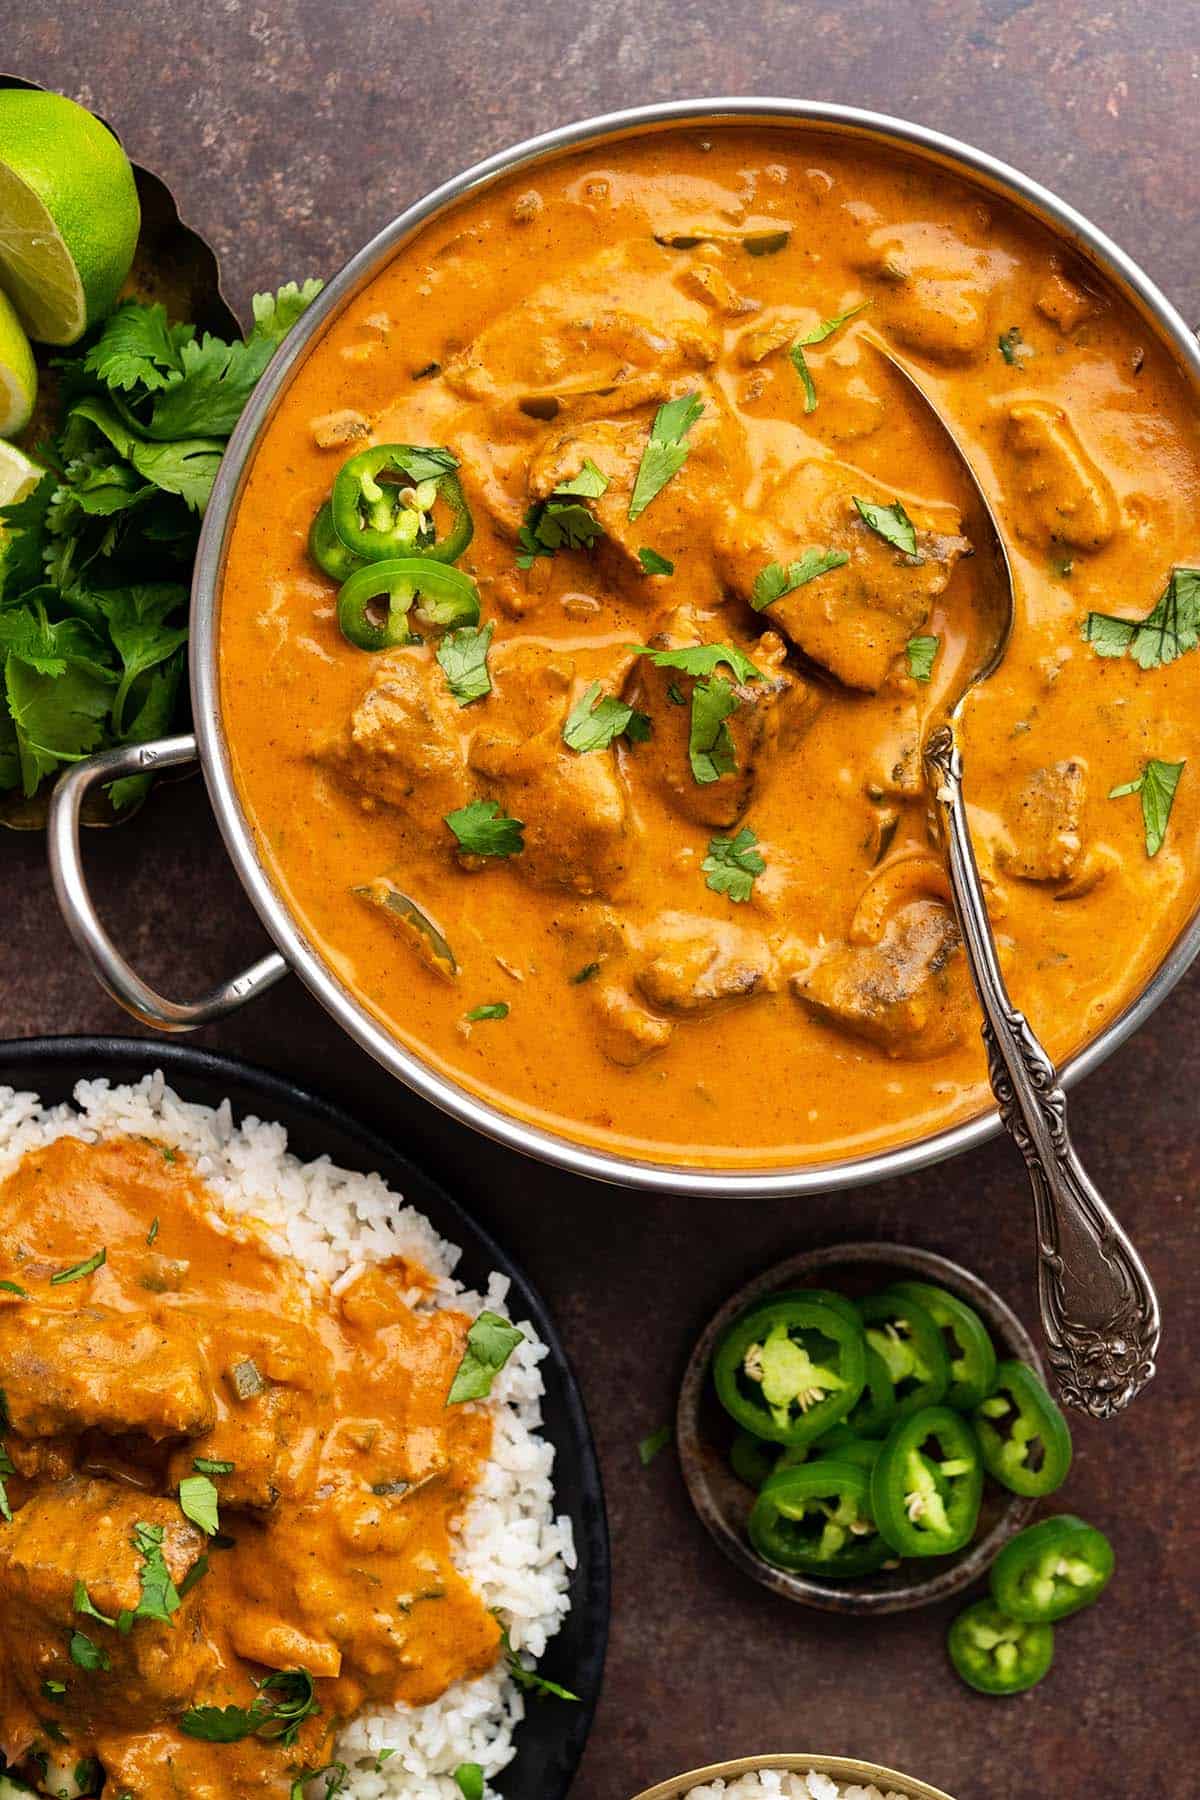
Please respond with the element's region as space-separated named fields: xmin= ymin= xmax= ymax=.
xmin=0 ymin=1136 xmax=498 ymax=1798
xmin=219 ymin=126 xmax=1200 ymax=1167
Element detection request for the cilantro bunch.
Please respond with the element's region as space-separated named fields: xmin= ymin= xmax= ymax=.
xmin=0 ymin=279 xmax=321 ymax=805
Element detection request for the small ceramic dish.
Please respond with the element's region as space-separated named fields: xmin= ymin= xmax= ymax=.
xmin=631 ymin=1751 xmax=955 ymax=1799
xmin=677 ymin=1243 xmax=1041 ymax=1615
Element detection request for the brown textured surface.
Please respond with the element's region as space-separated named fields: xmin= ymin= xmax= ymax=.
xmin=3 ymin=8 xmax=1199 ymax=1798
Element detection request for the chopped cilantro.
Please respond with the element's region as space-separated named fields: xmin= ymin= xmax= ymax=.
xmin=73 ymin=1581 xmax=117 ymax=1629
xmin=853 ymin=497 xmax=919 ymax=556
xmin=178 ymin=1474 xmax=220 ymax=1537
xmin=499 ymin=1624 xmax=579 ymax=1701
xmin=751 ymin=549 xmax=848 ymax=611
xmin=569 ymin=962 xmax=601 ymax=985
xmin=453 ymin=1767 xmax=484 ymax=1800
xmin=1109 ymin=758 xmax=1185 ymax=856
xmin=997 ymin=326 xmax=1030 ymax=364
xmin=1083 ymin=567 xmax=1200 ymax=670
xmin=0 ymin=1439 xmax=13 ymax=1522
xmin=465 ymin=1003 xmax=509 ymax=1022
xmin=554 ymin=458 xmax=609 ymax=499
xmin=180 ymin=1668 xmax=318 ymax=1746
xmin=628 ymin=392 xmax=704 ymax=521
xmin=629 ymin=641 xmax=762 ymax=684
xmin=69 ymin=1631 xmax=110 ymax=1673
xmin=146 ymin=1216 xmax=160 ymax=1247
xmin=193 ymin=1458 xmax=235 ymax=1476
xmin=637 ymin=547 xmax=674 ymax=576
xmin=516 ymin=463 xmax=608 ymax=567
xmin=445 ymin=798 xmax=525 ymax=859
xmin=562 ymin=681 xmax=651 ymax=752
xmin=50 ymin=1248 xmax=106 ymax=1286
xmin=702 ymin=826 xmax=766 ymax=901
xmin=689 ymin=677 xmax=740 ymax=785
xmin=436 ymin=621 xmax=493 ymax=706
xmin=447 ymin=1312 xmax=525 ymax=1406
xmin=906 ymin=635 xmax=940 ymax=683
xmin=638 ymin=1424 xmax=673 ymax=1466
xmin=789 ymin=302 xmax=869 ymax=411
xmin=130 ymin=1521 xmax=181 ymax=1625
xmin=0 ymin=1279 xmax=26 ymax=1296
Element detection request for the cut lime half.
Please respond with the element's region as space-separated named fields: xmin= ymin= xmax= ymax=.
xmin=0 ymin=283 xmax=36 ymax=436
xmin=0 ymin=438 xmax=42 ymax=506
xmin=0 ymin=89 xmax=140 ymax=345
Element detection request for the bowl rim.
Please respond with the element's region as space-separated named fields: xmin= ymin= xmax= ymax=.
xmin=629 ymin=1750 xmax=956 ymax=1800
xmin=192 ymin=95 xmax=1200 ymax=1195
xmin=676 ymin=1243 xmax=1041 ymax=1613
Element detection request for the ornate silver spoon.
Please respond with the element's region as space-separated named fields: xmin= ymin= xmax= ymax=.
xmin=875 ymin=344 xmax=1160 ymax=1418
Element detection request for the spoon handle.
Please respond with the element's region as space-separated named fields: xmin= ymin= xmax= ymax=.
xmin=925 ymin=724 xmax=1160 ymax=1418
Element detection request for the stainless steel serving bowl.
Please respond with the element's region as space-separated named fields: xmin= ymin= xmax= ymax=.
xmin=631 ymin=1752 xmax=955 ymax=1799
xmin=49 ymin=98 xmax=1200 ymax=1196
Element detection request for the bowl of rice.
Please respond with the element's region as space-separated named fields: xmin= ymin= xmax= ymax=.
xmin=0 ymin=1038 xmax=609 ymax=1800
xmin=630 ymin=1754 xmax=955 ymax=1800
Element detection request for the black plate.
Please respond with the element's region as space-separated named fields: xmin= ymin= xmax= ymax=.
xmin=0 ymin=1036 xmax=609 ymax=1800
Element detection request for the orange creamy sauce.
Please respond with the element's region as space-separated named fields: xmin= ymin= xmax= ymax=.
xmin=0 ymin=1136 xmax=497 ymax=1798
xmin=219 ymin=126 xmax=1200 ymax=1167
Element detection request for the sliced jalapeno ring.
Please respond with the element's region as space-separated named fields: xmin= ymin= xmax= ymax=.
xmin=990 ymin=1514 xmax=1114 ymax=1622
xmin=729 ymin=1428 xmax=779 ymax=1490
xmin=309 ymin=500 xmax=365 ymax=582
xmin=845 ymin=1343 xmax=897 ymax=1437
xmin=713 ymin=1294 xmax=867 ymax=1448
xmin=749 ymin=1458 xmax=890 ymax=1577
xmin=972 ymin=1360 xmax=1072 ymax=1498
xmin=336 ymin=559 xmax=481 ymax=652
xmin=808 ymin=1424 xmax=882 ymax=1472
xmin=948 ymin=1598 xmax=1054 ymax=1695
xmin=890 ymin=1279 xmax=998 ymax=1411
xmin=331 ymin=442 xmax=474 ymax=564
xmin=871 ymin=1404 xmax=983 ymax=1557
xmin=858 ymin=1289 xmax=950 ymax=1420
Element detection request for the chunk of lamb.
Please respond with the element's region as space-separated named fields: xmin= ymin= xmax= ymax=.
xmin=794 ymin=897 xmax=970 ymax=1057
xmin=1004 ymin=402 xmax=1117 ymax=553
xmin=0 ymin=1305 xmax=214 ymax=1443
xmin=634 ymin=914 xmax=779 ymax=1015
xmin=1000 ymin=760 xmax=1088 ymax=882
xmin=625 ymin=611 xmax=818 ymax=829
xmin=468 ymin=644 xmax=632 ymax=897
xmin=0 ymin=1479 xmax=214 ymax=1739
xmin=319 ymin=648 xmax=472 ymax=830
xmin=852 ymin=218 xmax=1004 ymax=363
xmin=718 ymin=462 xmax=970 ymax=692
xmin=524 ymin=383 xmax=741 ymax=584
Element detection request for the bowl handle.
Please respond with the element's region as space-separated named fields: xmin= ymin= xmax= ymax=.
xmin=48 ymin=734 xmax=289 ymax=1031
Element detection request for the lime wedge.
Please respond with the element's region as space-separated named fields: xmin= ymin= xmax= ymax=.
xmin=0 ymin=284 xmax=35 ymax=436
xmin=0 ymin=438 xmax=42 ymax=506
xmin=0 ymin=89 xmax=140 ymax=345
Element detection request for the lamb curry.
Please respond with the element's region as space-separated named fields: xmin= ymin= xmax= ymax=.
xmin=220 ymin=125 xmax=1200 ymax=1167
xmin=0 ymin=1135 xmax=499 ymax=1798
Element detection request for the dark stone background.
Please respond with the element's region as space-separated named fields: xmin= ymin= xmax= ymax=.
xmin=3 ymin=5 xmax=1199 ymax=1796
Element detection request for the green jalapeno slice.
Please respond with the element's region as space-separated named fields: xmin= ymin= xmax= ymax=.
xmin=808 ymin=1424 xmax=882 ymax=1472
xmin=308 ymin=499 xmax=364 ymax=582
xmin=749 ymin=1458 xmax=891 ymax=1577
xmin=972 ymin=1360 xmax=1072 ymax=1498
xmin=990 ymin=1514 xmax=1114 ymax=1622
xmin=844 ymin=1344 xmax=897 ymax=1437
xmin=889 ymin=1280 xmax=998 ymax=1411
xmin=336 ymin=559 xmax=481 ymax=652
xmin=713 ymin=1295 xmax=867 ymax=1448
xmin=870 ymin=1404 xmax=983 ymax=1557
xmin=729 ymin=1428 xmax=779 ymax=1490
xmin=331 ymin=443 xmax=474 ymax=564
xmin=857 ymin=1289 xmax=950 ymax=1420
xmin=948 ymin=1599 xmax=1054 ymax=1695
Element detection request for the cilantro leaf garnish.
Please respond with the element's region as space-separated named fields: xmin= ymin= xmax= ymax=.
xmin=789 ymin=302 xmax=869 ymax=411
xmin=689 ymin=677 xmax=740 ymax=785
xmin=562 ymin=681 xmax=651 ymax=753
xmin=454 ymin=1765 xmax=485 ymax=1800
xmin=629 ymin=641 xmax=762 ymax=684
xmin=445 ymin=799 xmax=525 ymax=859
xmin=553 ymin=458 xmax=609 ymax=499
xmin=69 ymin=1631 xmax=110 ymax=1673
xmin=465 ymin=1003 xmax=509 ymax=1022
xmin=906 ymin=634 xmax=940 ymax=683
xmin=702 ymin=826 xmax=766 ymax=901
xmin=628 ymin=392 xmax=704 ymax=521
xmin=447 ymin=1312 xmax=525 ymax=1405
xmin=50 ymin=1248 xmax=106 ymax=1286
xmin=193 ymin=1458 xmax=235 ymax=1476
xmin=570 ymin=961 xmax=600 ymax=984
xmin=73 ymin=1581 xmax=117 ymax=1628
xmin=751 ymin=549 xmax=848 ymax=611
xmin=436 ymin=621 xmax=493 ymax=706
xmin=997 ymin=326 xmax=1031 ymax=365
xmin=178 ymin=1474 xmax=220 ymax=1537
xmin=853 ymin=496 xmax=919 ymax=558
xmin=638 ymin=1424 xmax=673 ymax=1466
xmin=180 ymin=1669 xmax=319 ymax=1747
xmin=1083 ymin=567 xmax=1200 ymax=670
xmin=130 ymin=1521 xmax=181 ymax=1625
xmin=0 ymin=1280 xmax=27 ymax=1296
xmin=1109 ymin=758 xmax=1185 ymax=856
xmin=637 ymin=547 xmax=674 ymax=576
xmin=0 ymin=1439 xmax=14 ymax=1523
xmin=498 ymin=1624 xmax=579 ymax=1702
xmin=516 ymin=464 xmax=608 ymax=568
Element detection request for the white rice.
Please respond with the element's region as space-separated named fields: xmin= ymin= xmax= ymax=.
xmin=0 ymin=1074 xmax=577 ymax=1800
xmin=681 ymin=1775 xmax=908 ymax=1800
